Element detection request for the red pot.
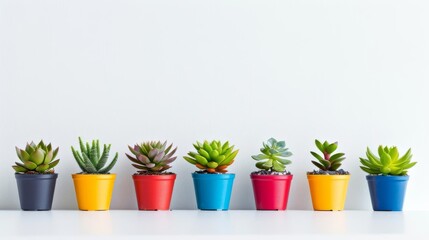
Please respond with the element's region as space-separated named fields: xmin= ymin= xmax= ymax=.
xmin=132 ymin=174 xmax=176 ymax=210
xmin=251 ymin=174 xmax=293 ymax=210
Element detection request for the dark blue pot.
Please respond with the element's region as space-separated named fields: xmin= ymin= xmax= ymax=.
xmin=192 ymin=173 xmax=235 ymax=210
xmin=366 ymin=175 xmax=409 ymax=211
xmin=15 ymin=173 xmax=58 ymax=211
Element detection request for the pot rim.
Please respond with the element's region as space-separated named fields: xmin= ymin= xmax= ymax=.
xmin=72 ymin=173 xmax=116 ymax=179
xmin=307 ymin=174 xmax=350 ymax=180
xmin=133 ymin=174 xmax=177 ymax=180
xmin=192 ymin=172 xmax=235 ymax=180
xmin=15 ymin=173 xmax=58 ymax=179
xmin=366 ymin=175 xmax=409 ymax=181
xmin=250 ymin=173 xmax=293 ymax=180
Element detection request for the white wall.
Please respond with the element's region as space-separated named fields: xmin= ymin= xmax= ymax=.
xmin=1 ymin=0 xmax=428 ymax=210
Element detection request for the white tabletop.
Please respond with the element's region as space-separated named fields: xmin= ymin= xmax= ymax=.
xmin=1 ymin=210 xmax=427 ymax=240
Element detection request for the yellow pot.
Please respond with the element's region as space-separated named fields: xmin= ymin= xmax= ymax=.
xmin=307 ymin=174 xmax=350 ymax=211
xmin=72 ymin=174 xmax=116 ymax=211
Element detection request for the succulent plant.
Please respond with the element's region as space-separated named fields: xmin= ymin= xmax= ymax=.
xmin=184 ymin=140 xmax=239 ymax=173
xmin=360 ymin=146 xmax=416 ymax=176
xmin=71 ymin=137 xmax=118 ymax=174
xmin=251 ymin=138 xmax=292 ymax=172
xmin=13 ymin=141 xmax=60 ymax=173
xmin=126 ymin=141 xmax=177 ymax=173
xmin=311 ymin=140 xmax=346 ymax=171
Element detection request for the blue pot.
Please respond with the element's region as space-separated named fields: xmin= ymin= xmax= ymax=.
xmin=192 ymin=173 xmax=235 ymax=210
xmin=366 ymin=175 xmax=409 ymax=211
xmin=15 ymin=173 xmax=58 ymax=211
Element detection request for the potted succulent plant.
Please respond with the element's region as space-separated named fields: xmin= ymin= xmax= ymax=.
xmin=71 ymin=137 xmax=118 ymax=211
xmin=250 ymin=138 xmax=293 ymax=211
xmin=13 ymin=141 xmax=60 ymax=211
xmin=184 ymin=140 xmax=239 ymax=210
xmin=307 ymin=140 xmax=349 ymax=211
xmin=360 ymin=146 xmax=416 ymax=211
xmin=126 ymin=141 xmax=178 ymax=210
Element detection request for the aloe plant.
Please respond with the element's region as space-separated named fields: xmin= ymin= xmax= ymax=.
xmin=71 ymin=137 xmax=118 ymax=174
xmin=311 ymin=140 xmax=346 ymax=171
xmin=184 ymin=140 xmax=239 ymax=173
xmin=13 ymin=141 xmax=60 ymax=173
xmin=360 ymin=146 xmax=416 ymax=176
xmin=252 ymin=138 xmax=292 ymax=172
xmin=126 ymin=141 xmax=177 ymax=173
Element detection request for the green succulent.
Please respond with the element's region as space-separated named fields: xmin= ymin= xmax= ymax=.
xmin=71 ymin=137 xmax=118 ymax=174
xmin=311 ymin=140 xmax=346 ymax=171
xmin=252 ymin=138 xmax=292 ymax=172
xmin=360 ymin=146 xmax=416 ymax=176
xmin=184 ymin=140 xmax=239 ymax=173
xmin=126 ymin=141 xmax=177 ymax=173
xmin=13 ymin=141 xmax=60 ymax=173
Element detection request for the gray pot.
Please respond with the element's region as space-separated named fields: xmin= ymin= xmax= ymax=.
xmin=15 ymin=173 xmax=58 ymax=211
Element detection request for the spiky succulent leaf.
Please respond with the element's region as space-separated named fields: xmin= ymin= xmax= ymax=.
xmin=71 ymin=137 xmax=118 ymax=174
xmin=251 ymin=138 xmax=292 ymax=172
xmin=360 ymin=146 xmax=416 ymax=176
xmin=184 ymin=140 xmax=238 ymax=173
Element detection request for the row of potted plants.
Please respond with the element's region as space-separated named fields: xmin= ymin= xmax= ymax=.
xmin=12 ymin=138 xmax=416 ymax=212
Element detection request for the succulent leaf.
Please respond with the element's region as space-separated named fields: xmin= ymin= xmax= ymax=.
xmin=127 ymin=141 xmax=177 ymax=173
xmin=359 ymin=146 xmax=416 ymax=176
xmin=252 ymin=138 xmax=292 ymax=172
xmin=311 ymin=139 xmax=345 ymax=171
xmin=184 ymin=140 xmax=238 ymax=173
xmin=13 ymin=141 xmax=61 ymax=173
xmin=71 ymin=138 xmax=118 ymax=174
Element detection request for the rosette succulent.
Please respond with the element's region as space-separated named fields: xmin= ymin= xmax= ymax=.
xmin=126 ymin=141 xmax=177 ymax=173
xmin=360 ymin=146 xmax=416 ymax=176
xmin=71 ymin=137 xmax=118 ymax=174
xmin=184 ymin=140 xmax=239 ymax=173
xmin=252 ymin=138 xmax=292 ymax=172
xmin=311 ymin=140 xmax=346 ymax=171
xmin=13 ymin=141 xmax=60 ymax=173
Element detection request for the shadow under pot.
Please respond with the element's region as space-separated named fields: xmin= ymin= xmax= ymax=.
xmin=72 ymin=174 xmax=116 ymax=211
xmin=366 ymin=175 xmax=409 ymax=211
xmin=307 ymin=174 xmax=350 ymax=211
xmin=15 ymin=173 xmax=58 ymax=211
xmin=251 ymin=174 xmax=293 ymax=210
xmin=192 ymin=173 xmax=235 ymax=211
xmin=132 ymin=174 xmax=176 ymax=210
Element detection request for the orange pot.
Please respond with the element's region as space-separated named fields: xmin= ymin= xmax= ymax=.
xmin=307 ymin=174 xmax=350 ymax=211
xmin=72 ymin=174 xmax=116 ymax=211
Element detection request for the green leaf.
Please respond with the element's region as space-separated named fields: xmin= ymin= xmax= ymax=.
xmin=207 ymin=161 xmax=218 ymax=169
xmin=209 ymin=150 xmax=219 ymax=160
xmin=203 ymin=141 xmax=212 ymax=152
xmin=272 ymin=160 xmax=285 ymax=172
xmin=403 ymin=162 xmax=417 ymax=170
xmin=380 ymin=150 xmax=392 ymax=166
xmin=30 ymin=149 xmax=45 ymax=165
xmin=96 ymin=144 xmax=110 ymax=170
xmin=310 ymin=151 xmax=324 ymax=162
xmin=262 ymin=160 xmax=273 ymax=168
xmin=315 ymin=140 xmax=324 ymax=152
xmin=326 ymin=143 xmax=338 ymax=154
xmin=195 ymin=155 xmax=208 ymax=165
xmin=43 ymin=150 xmax=53 ymax=164
xmin=312 ymin=161 xmax=326 ymax=170
xmin=20 ymin=149 xmax=30 ymax=162
xmin=82 ymin=152 xmax=97 ymax=173
xmin=99 ymin=152 xmax=118 ymax=174
xmin=48 ymin=159 xmax=60 ymax=169
xmin=360 ymin=166 xmax=380 ymax=174
xmin=252 ymin=154 xmax=269 ymax=161
xmin=389 ymin=147 xmax=399 ymax=161
xmin=330 ymin=153 xmax=345 ymax=161
xmin=13 ymin=165 xmax=27 ymax=172
xmin=183 ymin=156 xmax=196 ymax=164
xmin=219 ymin=149 xmax=239 ymax=165
xmin=52 ymin=147 xmax=59 ymax=161
xmin=256 ymin=161 xmax=269 ymax=170
xmin=78 ymin=137 xmax=86 ymax=155
xmin=24 ymin=161 xmax=37 ymax=170
xmin=331 ymin=163 xmax=341 ymax=171
xmin=276 ymin=158 xmax=291 ymax=165
xmin=71 ymin=147 xmax=86 ymax=172
xmin=36 ymin=164 xmax=49 ymax=173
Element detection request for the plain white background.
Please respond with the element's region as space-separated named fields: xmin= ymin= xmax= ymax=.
xmin=0 ymin=0 xmax=428 ymax=210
